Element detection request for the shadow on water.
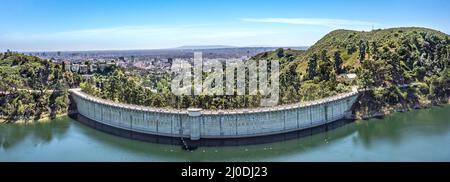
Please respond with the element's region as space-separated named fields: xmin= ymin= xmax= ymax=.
xmin=354 ymin=105 xmax=450 ymax=149
xmin=0 ymin=117 xmax=71 ymax=151
xmin=61 ymin=114 xmax=360 ymax=161
xmin=70 ymin=113 xmax=355 ymax=148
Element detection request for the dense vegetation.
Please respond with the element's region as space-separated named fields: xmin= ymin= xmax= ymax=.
xmin=81 ymin=27 xmax=449 ymax=113
xmin=81 ymin=68 xmax=274 ymax=109
xmin=80 ymin=48 xmax=352 ymax=109
xmin=0 ymin=51 xmax=81 ymax=122
xmin=255 ymin=27 xmax=450 ymax=117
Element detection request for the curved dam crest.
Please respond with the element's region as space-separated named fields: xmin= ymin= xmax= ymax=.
xmin=69 ymin=89 xmax=359 ymax=140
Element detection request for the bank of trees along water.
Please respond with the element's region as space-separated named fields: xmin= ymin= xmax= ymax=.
xmin=0 ymin=51 xmax=81 ymax=122
xmin=354 ymin=29 xmax=450 ymax=116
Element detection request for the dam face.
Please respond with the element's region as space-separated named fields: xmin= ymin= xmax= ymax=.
xmin=69 ymin=89 xmax=359 ymax=141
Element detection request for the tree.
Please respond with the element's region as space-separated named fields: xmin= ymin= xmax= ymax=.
xmin=306 ymin=54 xmax=318 ymax=80
xmin=358 ymin=59 xmax=376 ymax=88
xmin=181 ymin=95 xmax=193 ymax=108
xmin=317 ymin=50 xmax=333 ymax=81
xmin=333 ymin=51 xmax=344 ymax=74
xmin=370 ymin=41 xmax=380 ymax=60
xmin=275 ymin=48 xmax=284 ymax=58
xmin=282 ymin=64 xmax=300 ymax=90
xmin=282 ymin=86 xmax=298 ymax=104
xmin=346 ymin=44 xmax=357 ymax=55
xmin=415 ymin=66 xmax=427 ymax=81
xmin=359 ymin=40 xmax=367 ymax=62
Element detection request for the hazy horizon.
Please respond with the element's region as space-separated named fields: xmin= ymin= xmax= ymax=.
xmin=1 ymin=0 xmax=449 ymax=52
xmin=17 ymin=45 xmax=309 ymax=53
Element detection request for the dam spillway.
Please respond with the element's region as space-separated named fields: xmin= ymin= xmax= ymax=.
xmin=69 ymin=89 xmax=359 ymax=141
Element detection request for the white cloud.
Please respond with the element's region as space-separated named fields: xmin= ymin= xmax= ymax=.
xmin=241 ymin=18 xmax=382 ymax=29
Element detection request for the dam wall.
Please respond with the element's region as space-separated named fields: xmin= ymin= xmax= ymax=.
xmin=69 ymin=89 xmax=359 ymax=140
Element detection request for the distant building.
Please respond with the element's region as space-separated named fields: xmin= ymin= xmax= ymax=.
xmin=99 ymin=62 xmax=107 ymax=72
xmin=79 ymin=65 xmax=89 ymax=74
xmin=107 ymin=61 xmax=116 ymax=67
xmin=90 ymin=64 xmax=98 ymax=72
xmin=71 ymin=64 xmax=80 ymax=72
xmin=63 ymin=61 xmax=71 ymax=71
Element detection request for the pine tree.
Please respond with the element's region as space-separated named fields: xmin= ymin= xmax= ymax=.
xmin=359 ymin=40 xmax=366 ymax=62
xmin=318 ymin=50 xmax=333 ymax=81
xmin=333 ymin=51 xmax=344 ymax=74
xmin=306 ymin=54 xmax=318 ymax=80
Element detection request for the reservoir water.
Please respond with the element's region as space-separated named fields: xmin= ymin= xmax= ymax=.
xmin=1 ymin=105 xmax=450 ymax=162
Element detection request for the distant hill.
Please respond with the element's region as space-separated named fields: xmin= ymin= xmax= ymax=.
xmin=174 ymin=45 xmax=238 ymax=50
xmin=27 ymin=46 xmax=308 ymax=60
xmin=174 ymin=45 xmax=308 ymax=50
xmin=254 ymin=27 xmax=449 ymax=76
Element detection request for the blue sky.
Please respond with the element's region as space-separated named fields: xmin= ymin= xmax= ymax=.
xmin=1 ymin=0 xmax=449 ymax=51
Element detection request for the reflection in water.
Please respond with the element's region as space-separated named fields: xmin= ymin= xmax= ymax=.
xmin=355 ymin=106 xmax=450 ymax=149
xmin=1 ymin=105 xmax=450 ymax=161
xmin=0 ymin=117 xmax=70 ymax=150
xmin=71 ymin=113 xmax=355 ymax=147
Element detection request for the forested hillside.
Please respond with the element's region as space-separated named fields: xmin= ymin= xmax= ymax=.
xmin=0 ymin=51 xmax=81 ymax=122
xmin=256 ymin=27 xmax=450 ymax=118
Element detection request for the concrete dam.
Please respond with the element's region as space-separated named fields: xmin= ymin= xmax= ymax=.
xmin=69 ymin=89 xmax=359 ymax=141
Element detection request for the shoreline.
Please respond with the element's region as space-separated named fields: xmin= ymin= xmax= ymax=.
xmin=354 ymin=98 xmax=450 ymax=120
xmin=0 ymin=113 xmax=68 ymax=124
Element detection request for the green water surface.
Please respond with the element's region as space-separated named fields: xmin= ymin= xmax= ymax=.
xmin=1 ymin=105 xmax=449 ymax=162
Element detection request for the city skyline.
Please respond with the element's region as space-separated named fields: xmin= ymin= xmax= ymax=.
xmin=1 ymin=0 xmax=449 ymax=52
